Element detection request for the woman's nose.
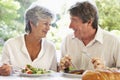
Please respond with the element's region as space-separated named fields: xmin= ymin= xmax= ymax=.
xmin=46 ymin=25 xmax=50 ymax=30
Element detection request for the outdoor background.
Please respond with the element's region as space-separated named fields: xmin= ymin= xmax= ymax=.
xmin=0 ymin=0 xmax=120 ymax=54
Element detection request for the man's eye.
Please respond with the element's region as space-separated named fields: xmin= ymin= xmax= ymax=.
xmin=71 ymin=19 xmax=77 ymax=23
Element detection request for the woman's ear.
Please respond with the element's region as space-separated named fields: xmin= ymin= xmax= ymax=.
xmin=29 ymin=20 xmax=34 ymax=27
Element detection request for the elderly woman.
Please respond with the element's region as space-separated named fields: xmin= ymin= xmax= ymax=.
xmin=0 ymin=3 xmax=57 ymax=76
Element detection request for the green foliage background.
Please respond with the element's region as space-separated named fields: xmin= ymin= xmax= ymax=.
xmin=96 ymin=0 xmax=120 ymax=31
xmin=0 ymin=0 xmax=120 ymax=53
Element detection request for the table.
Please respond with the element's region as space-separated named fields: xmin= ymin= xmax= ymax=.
xmin=0 ymin=72 xmax=82 ymax=80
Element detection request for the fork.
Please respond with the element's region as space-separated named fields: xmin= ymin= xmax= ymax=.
xmin=82 ymin=51 xmax=92 ymax=59
xmin=71 ymin=61 xmax=77 ymax=70
xmin=10 ymin=65 xmax=23 ymax=73
xmin=64 ymin=54 xmax=77 ymax=70
xmin=10 ymin=65 xmax=22 ymax=69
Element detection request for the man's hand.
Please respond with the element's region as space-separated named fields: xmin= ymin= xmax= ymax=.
xmin=60 ymin=55 xmax=72 ymax=70
xmin=91 ymin=58 xmax=106 ymax=69
xmin=0 ymin=64 xmax=12 ymax=76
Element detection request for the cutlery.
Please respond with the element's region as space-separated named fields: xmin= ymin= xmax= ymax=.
xmin=10 ymin=65 xmax=22 ymax=69
xmin=10 ymin=65 xmax=23 ymax=73
xmin=64 ymin=62 xmax=77 ymax=73
xmin=64 ymin=54 xmax=77 ymax=70
xmin=82 ymin=51 xmax=92 ymax=59
xmin=71 ymin=61 xmax=77 ymax=70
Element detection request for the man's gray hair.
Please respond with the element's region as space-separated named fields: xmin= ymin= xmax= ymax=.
xmin=24 ymin=3 xmax=54 ymax=33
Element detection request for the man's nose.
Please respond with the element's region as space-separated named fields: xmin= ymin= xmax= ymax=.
xmin=69 ymin=22 xmax=74 ymax=29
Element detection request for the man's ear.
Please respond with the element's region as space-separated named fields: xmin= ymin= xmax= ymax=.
xmin=88 ymin=19 xmax=93 ymax=26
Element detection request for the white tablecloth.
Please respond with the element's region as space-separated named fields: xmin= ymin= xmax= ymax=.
xmin=0 ymin=72 xmax=82 ymax=80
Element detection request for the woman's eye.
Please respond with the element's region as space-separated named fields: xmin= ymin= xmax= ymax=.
xmin=44 ymin=23 xmax=51 ymax=26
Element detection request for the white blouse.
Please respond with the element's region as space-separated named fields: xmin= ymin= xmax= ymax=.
xmin=61 ymin=27 xmax=120 ymax=70
xmin=0 ymin=35 xmax=57 ymax=71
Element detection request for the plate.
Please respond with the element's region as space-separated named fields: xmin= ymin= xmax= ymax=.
xmin=62 ymin=72 xmax=82 ymax=78
xmin=19 ymin=73 xmax=51 ymax=77
xmin=19 ymin=70 xmax=53 ymax=77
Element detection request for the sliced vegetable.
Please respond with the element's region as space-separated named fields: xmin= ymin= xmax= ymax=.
xmin=21 ymin=64 xmax=50 ymax=74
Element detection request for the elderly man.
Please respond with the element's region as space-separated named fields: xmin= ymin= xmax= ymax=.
xmin=60 ymin=1 xmax=120 ymax=71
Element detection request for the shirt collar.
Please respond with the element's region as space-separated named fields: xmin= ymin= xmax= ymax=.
xmin=94 ymin=26 xmax=103 ymax=44
xmin=72 ymin=26 xmax=104 ymax=44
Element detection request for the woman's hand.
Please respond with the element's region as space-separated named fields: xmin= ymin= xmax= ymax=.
xmin=60 ymin=55 xmax=72 ymax=70
xmin=0 ymin=64 xmax=12 ymax=76
xmin=91 ymin=58 xmax=106 ymax=69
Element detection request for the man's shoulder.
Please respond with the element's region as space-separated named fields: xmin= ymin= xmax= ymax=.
xmin=65 ymin=33 xmax=74 ymax=39
xmin=63 ymin=33 xmax=80 ymax=44
xmin=103 ymin=30 xmax=120 ymax=42
xmin=103 ymin=30 xmax=117 ymax=38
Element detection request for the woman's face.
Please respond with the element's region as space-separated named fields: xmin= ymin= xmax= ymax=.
xmin=30 ymin=18 xmax=52 ymax=39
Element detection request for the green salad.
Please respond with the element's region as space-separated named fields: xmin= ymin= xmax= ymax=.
xmin=21 ymin=64 xmax=50 ymax=74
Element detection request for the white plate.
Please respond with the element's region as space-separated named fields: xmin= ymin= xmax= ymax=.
xmin=19 ymin=73 xmax=51 ymax=77
xmin=19 ymin=70 xmax=54 ymax=77
xmin=62 ymin=72 xmax=82 ymax=78
xmin=19 ymin=70 xmax=53 ymax=77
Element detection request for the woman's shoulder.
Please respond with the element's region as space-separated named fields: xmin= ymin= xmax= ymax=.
xmin=4 ymin=35 xmax=24 ymax=46
xmin=42 ymin=38 xmax=55 ymax=47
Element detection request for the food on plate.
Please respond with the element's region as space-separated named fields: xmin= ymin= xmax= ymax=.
xmin=82 ymin=69 xmax=120 ymax=80
xmin=63 ymin=66 xmax=85 ymax=75
xmin=21 ymin=64 xmax=50 ymax=74
xmin=64 ymin=66 xmax=85 ymax=75
xmin=64 ymin=66 xmax=76 ymax=73
xmin=69 ymin=69 xmax=85 ymax=75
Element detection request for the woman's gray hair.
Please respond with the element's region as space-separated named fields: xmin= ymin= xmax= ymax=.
xmin=24 ymin=4 xmax=54 ymax=33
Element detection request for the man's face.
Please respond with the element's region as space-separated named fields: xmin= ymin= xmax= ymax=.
xmin=69 ymin=16 xmax=90 ymax=40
